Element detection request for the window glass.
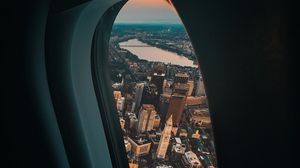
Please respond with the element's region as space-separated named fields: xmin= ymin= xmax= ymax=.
xmin=109 ymin=1 xmax=217 ymax=167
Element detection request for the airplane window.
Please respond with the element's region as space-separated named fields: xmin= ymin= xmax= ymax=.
xmin=108 ymin=0 xmax=217 ymax=167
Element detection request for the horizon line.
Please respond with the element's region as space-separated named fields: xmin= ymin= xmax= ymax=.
xmin=113 ymin=21 xmax=182 ymax=25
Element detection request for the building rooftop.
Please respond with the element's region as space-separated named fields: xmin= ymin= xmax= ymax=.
xmin=124 ymin=139 xmax=130 ymax=147
xmin=174 ymin=83 xmax=189 ymax=90
xmin=184 ymin=151 xmax=202 ymax=166
xmin=172 ymin=143 xmax=186 ymax=154
xmin=129 ymin=136 xmax=151 ymax=145
xmin=186 ymin=96 xmax=206 ymax=106
xmin=175 ymin=137 xmax=182 ymax=144
xmin=127 ymin=112 xmax=138 ymax=120
xmin=142 ymin=104 xmax=155 ymax=110
xmin=175 ymin=72 xmax=189 ymax=78
xmin=120 ymin=118 xmax=125 ymax=123
xmin=189 ymin=108 xmax=210 ymax=117
xmin=160 ymin=93 xmax=171 ymax=98
xmin=156 ymin=164 xmax=173 ymax=168
xmin=153 ymin=73 xmax=165 ymax=77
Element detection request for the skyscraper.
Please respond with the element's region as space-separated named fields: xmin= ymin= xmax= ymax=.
xmin=156 ymin=115 xmax=173 ymax=159
xmin=134 ymin=83 xmax=145 ymax=112
xmin=150 ymin=72 xmax=165 ymax=95
xmin=137 ymin=104 xmax=157 ymax=133
xmin=166 ymin=83 xmax=188 ymax=125
xmin=187 ymin=80 xmax=194 ymax=96
xmin=125 ymin=94 xmax=134 ymax=113
xmin=141 ymin=83 xmax=158 ymax=106
xmin=159 ymin=93 xmax=171 ymax=122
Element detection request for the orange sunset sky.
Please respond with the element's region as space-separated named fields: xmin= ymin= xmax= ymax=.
xmin=114 ymin=0 xmax=180 ymax=24
xmin=125 ymin=0 xmax=170 ymax=7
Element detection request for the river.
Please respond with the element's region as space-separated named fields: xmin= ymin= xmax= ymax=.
xmin=119 ymin=39 xmax=198 ymax=68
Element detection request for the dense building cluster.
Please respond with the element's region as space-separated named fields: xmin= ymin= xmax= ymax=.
xmin=109 ymin=24 xmax=217 ymax=168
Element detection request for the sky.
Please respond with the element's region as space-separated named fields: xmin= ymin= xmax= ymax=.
xmin=114 ymin=0 xmax=181 ymax=24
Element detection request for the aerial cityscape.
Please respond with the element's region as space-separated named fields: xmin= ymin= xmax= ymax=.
xmin=108 ymin=1 xmax=217 ymax=168
xmin=109 ymin=23 xmax=217 ymax=168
